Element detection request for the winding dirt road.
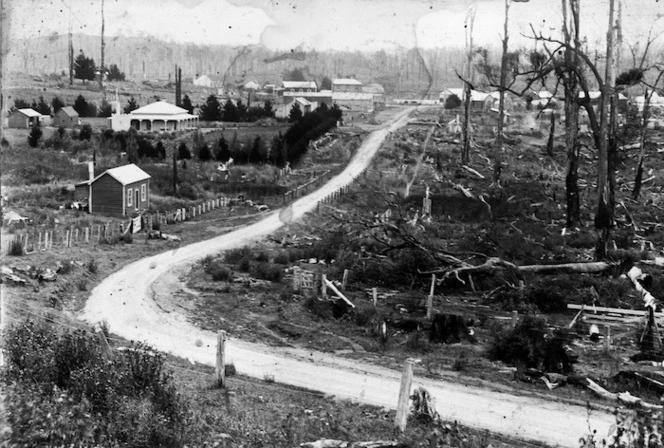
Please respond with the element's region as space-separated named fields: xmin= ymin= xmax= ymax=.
xmin=81 ymin=108 xmax=613 ymax=447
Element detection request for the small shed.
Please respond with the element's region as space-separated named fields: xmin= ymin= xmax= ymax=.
xmin=85 ymin=164 xmax=151 ymax=216
xmin=8 ymin=108 xmax=43 ymax=129
xmin=53 ymin=106 xmax=80 ymax=128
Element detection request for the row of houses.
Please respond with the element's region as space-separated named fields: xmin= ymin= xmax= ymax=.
xmin=440 ymin=87 xmax=663 ymax=114
xmin=7 ymin=106 xmax=80 ymax=129
xmin=275 ymin=78 xmax=386 ymax=119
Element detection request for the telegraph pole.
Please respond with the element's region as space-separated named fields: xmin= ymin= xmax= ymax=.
xmin=69 ymin=23 xmax=73 ymax=85
xmin=99 ymin=0 xmax=105 ymax=94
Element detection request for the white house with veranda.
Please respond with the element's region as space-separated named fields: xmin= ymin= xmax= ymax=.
xmin=109 ymin=100 xmax=199 ymax=132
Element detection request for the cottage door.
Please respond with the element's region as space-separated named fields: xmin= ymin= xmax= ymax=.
xmin=135 ymin=189 xmax=140 ymax=209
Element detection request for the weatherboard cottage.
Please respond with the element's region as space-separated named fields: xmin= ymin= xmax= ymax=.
xmin=76 ymin=163 xmax=151 ymax=216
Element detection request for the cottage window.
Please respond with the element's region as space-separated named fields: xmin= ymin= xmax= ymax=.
xmin=141 ymin=184 xmax=146 ymax=202
xmin=127 ymin=188 xmax=133 ymax=207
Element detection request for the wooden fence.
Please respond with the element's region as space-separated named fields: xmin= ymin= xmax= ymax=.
xmin=2 ymin=168 xmax=365 ymax=256
xmin=1 ymin=195 xmax=235 ymax=256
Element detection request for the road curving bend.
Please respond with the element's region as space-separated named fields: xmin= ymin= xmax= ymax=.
xmin=81 ymin=107 xmax=613 ymax=448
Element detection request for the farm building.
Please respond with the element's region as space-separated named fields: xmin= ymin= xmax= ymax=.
xmin=332 ymin=92 xmax=375 ymax=114
xmin=193 ymin=75 xmax=213 ymax=87
xmin=110 ymin=100 xmax=199 ymax=132
xmin=279 ymin=81 xmax=318 ymax=94
xmin=332 ymin=78 xmax=363 ymax=93
xmin=275 ymin=97 xmax=318 ymax=118
xmin=7 ymin=108 xmax=43 ymax=129
xmin=439 ymin=88 xmax=491 ymax=110
xmin=282 ymin=90 xmax=333 ymax=106
xmin=76 ymin=163 xmax=151 ymax=216
xmin=53 ymin=106 xmax=80 ymax=128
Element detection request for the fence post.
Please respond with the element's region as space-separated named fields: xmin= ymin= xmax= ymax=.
xmin=604 ymin=325 xmax=611 ymax=351
xmin=321 ymin=274 xmax=327 ymax=298
xmin=74 ymin=228 xmax=79 ymax=243
xmin=511 ymin=310 xmax=519 ymax=328
xmin=395 ymin=358 xmax=414 ymax=432
xmin=372 ymin=287 xmax=378 ymax=307
xmin=216 ymin=331 xmax=227 ymax=388
xmin=427 ymin=274 xmax=435 ymax=320
xmin=342 ymin=269 xmax=349 ymax=291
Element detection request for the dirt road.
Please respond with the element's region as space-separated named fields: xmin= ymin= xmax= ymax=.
xmin=81 ymin=107 xmax=614 ymax=447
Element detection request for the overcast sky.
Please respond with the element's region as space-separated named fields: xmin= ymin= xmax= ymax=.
xmin=7 ymin=0 xmax=664 ymax=52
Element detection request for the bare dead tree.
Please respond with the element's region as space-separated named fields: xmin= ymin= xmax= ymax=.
xmin=561 ymin=0 xmax=582 ymax=229
xmin=633 ymin=68 xmax=664 ymax=199
xmin=462 ymin=5 xmax=477 ymax=165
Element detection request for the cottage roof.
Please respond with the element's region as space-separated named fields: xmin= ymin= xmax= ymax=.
xmin=14 ymin=108 xmax=42 ymax=118
xmin=295 ymin=97 xmax=311 ymax=106
xmin=333 ymin=78 xmax=363 ymax=86
xmin=244 ymin=80 xmax=261 ymax=90
xmin=59 ymin=106 xmax=79 ymax=117
xmin=580 ymin=91 xmax=628 ymax=100
xmin=332 ymin=92 xmax=375 ymax=101
xmin=282 ymin=81 xmax=317 ymax=90
xmin=441 ymin=88 xmax=488 ymax=102
xmin=94 ymin=163 xmax=151 ymax=186
xmin=130 ymin=101 xmax=190 ymax=116
xmin=283 ymin=90 xmax=332 ymax=98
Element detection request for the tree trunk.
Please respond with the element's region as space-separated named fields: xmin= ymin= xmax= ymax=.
xmin=563 ymin=0 xmax=581 ymax=229
xmin=594 ymin=0 xmax=615 ymax=261
xmin=546 ymin=112 xmax=556 ymax=157
xmin=633 ymin=79 xmax=661 ymax=198
xmin=461 ymin=6 xmax=476 ymax=166
xmin=494 ymin=0 xmax=510 ymax=185
xmin=462 ymin=84 xmax=472 ymax=165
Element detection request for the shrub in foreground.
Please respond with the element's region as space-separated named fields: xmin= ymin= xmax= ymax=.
xmin=3 ymin=319 xmax=196 ymax=447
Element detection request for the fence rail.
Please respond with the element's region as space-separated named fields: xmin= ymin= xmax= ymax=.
xmin=2 ymin=168 xmax=364 ymax=257
xmin=1 ymin=195 xmax=237 ymax=256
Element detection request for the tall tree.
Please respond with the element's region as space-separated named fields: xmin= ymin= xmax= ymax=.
xmin=181 ymin=94 xmax=194 ymax=114
xmin=124 ymin=96 xmax=139 ymax=114
xmin=461 ymin=4 xmax=476 ymax=165
xmin=594 ymin=0 xmax=616 ymax=260
xmin=289 ymin=102 xmax=303 ymax=123
xmin=51 ymin=96 xmax=65 ymax=114
xmin=107 ymin=64 xmax=125 ymax=81
xmin=74 ymin=51 xmax=96 ymax=83
xmin=201 ymin=95 xmax=222 ymax=121
xmin=33 ymin=96 xmax=51 ymax=116
xmin=126 ymin=129 xmax=139 ymax=163
xmin=222 ymin=99 xmax=239 ymax=122
xmin=560 ymin=0 xmax=582 ymax=229
xmin=216 ymin=135 xmax=231 ymax=162
xmin=320 ymin=76 xmax=332 ymax=90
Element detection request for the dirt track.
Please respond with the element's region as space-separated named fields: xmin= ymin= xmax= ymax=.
xmin=81 ymin=107 xmax=614 ymax=448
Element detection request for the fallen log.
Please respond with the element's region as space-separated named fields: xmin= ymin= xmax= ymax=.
xmin=461 ymin=165 xmax=485 ymax=179
xmin=429 ymin=258 xmax=613 ymax=281
xmin=586 ymin=378 xmax=663 ymax=409
xmin=324 ymin=278 xmax=355 ymax=308
xmin=452 ymin=183 xmax=474 ymax=199
xmin=568 ymin=304 xmax=664 ymax=318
